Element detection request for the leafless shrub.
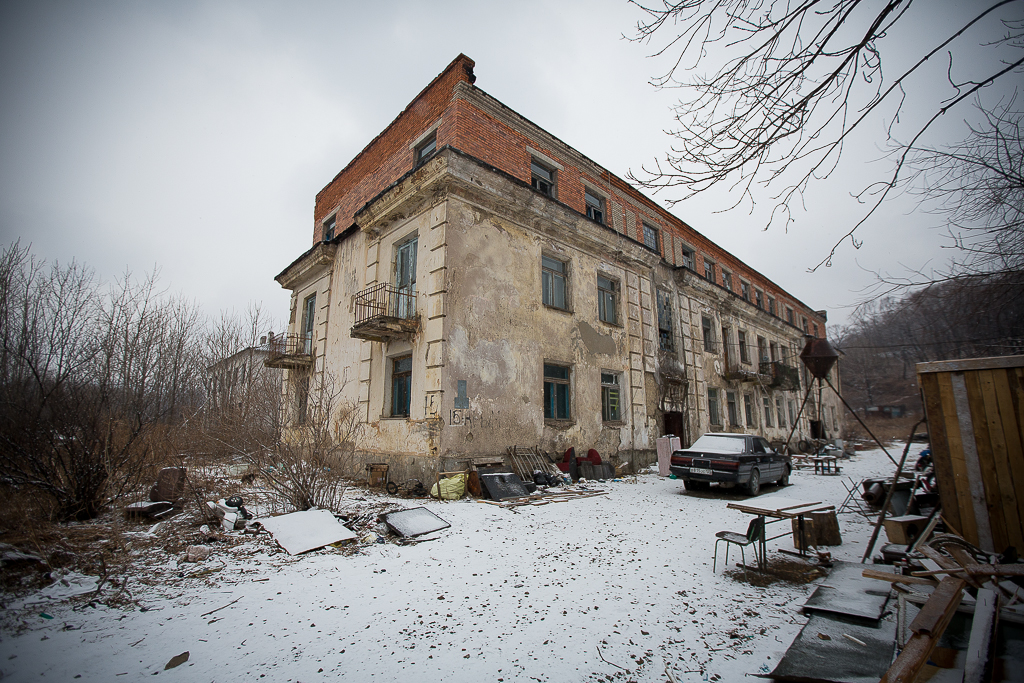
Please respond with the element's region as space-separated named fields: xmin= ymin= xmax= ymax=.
xmin=0 ymin=242 xmax=205 ymax=521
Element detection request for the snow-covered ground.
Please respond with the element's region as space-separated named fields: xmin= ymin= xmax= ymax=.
xmin=0 ymin=445 xmax=917 ymax=682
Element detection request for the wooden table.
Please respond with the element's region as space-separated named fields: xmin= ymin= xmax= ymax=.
xmin=726 ymin=498 xmax=837 ymax=567
xmin=811 ymin=456 xmax=840 ymax=475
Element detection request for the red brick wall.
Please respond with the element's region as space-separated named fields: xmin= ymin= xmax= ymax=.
xmin=312 ymin=54 xmax=476 ymax=239
xmin=445 ymin=97 xmax=826 ymax=335
xmin=311 ymin=53 xmax=826 ymax=336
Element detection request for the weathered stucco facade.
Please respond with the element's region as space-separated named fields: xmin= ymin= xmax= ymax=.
xmin=269 ymin=55 xmax=843 ymax=482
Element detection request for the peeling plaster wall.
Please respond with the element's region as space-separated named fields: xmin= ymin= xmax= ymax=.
xmin=440 ymin=195 xmax=645 ymax=463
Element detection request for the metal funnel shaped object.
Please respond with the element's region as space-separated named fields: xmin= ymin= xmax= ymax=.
xmin=800 ymin=337 xmax=839 ymax=380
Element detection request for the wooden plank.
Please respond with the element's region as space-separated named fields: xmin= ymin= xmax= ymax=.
xmin=938 ymin=372 xmax=977 ymax=545
xmin=995 ymin=369 xmax=1024 ymax=552
xmin=920 ymin=372 xmax=961 ymax=536
xmin=916 ymin=355 xmax=1024 ymax=374
xmin=951 ymin=372 xmax=992 ymax=549
xmin=963 ymin=588 xmax=999 ymax=683
xmin=966 ymin=370 xmax=1006 ymax=551
xmin=979 ymin=369 xmax=1022 ymax=551
xmin=861 ymin=568 xmax=939 ymax=586
xmin=909 ymin=575 xmax=967 ymax=636
xmin=882 ymin=576 xmax=966 ymax=683
xmin=910 ymin=564 xmax=1024 ymax=578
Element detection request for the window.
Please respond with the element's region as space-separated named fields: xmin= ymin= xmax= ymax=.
xmin=786 ymin=307 xmax=795 ymax=324
xmin=395 ymin=237 xmax=418 ymax=318
xmin=813 ymin=322 xmax=819 ymax=337
xmin=391 ymin=355 xmax=412 ymax=417
xmin=763 ymin=397 xmax=773 ymax=427
xmin=542 ymin=255 xmax=567 ymax=309
xmin=776 ymin=396 xmax=786 ymax=428
xmin=768 ymin=297 xmax=777 ymax=316
xmin=741 ymin=281 xmax=751 ymax=302
xmin=543 ymin=363 xmax=571 ymax=420
xmin=681 ymin=246 xmax=695 ymax=270
xmin=727 ymin=391 xmax=739 ymax=426
xmin=302 ymin=294 xmax=316 ymax=354
xmin=757 ymin=336 xmax=768 ymax=364
xmin=531 ymin=159 xmax=555 ymax=196
xmin=744 ymin=394 xmax=755 ymax=426
xmin=802 ymin=317 xmax=809 ymax=333
xmin=414 ymin=132 xmax=437 ymax=167
xmin=702 ymin=315 xmax=715 ymax=352
xmin=769 ymin=341 xmax=779 ymax=362
xmin=722 ymin=270 xmax=732 ymax=291
xmin=738 ymin=330 xmax=749 ymax=363
xmin=296 ymin=372 xmax=310 ymax=424
xmin=707 ymin=388 xmax=721 ymax=425
xmin=704 ymin=259 xmax=715 ymax=281
xmin=832 ymin=405 xmax=839 ymax=431
xmin=642 ymin=223 xmax=660 ymax=252
xmin=755 ymin=290 xmax=764 ymax=309
xmin=657 ymin=290 xmax=673 ymax=351
xmin=789 ymin=399 xmax=797 ymax=427
xmin=322 ymin=215 xmax=336 ymax=241
xmin=585 ymin=188 xmax=605 ymax=224
xmin=601 ymin=372 xmax=621 ymax=422
xmin=597 ymin=274 xmax=618 ymax=324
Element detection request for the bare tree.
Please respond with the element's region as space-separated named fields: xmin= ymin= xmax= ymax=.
xmin=836 ymin=269 xmax=1024 ymax=412
xmin=628 ymin=0 xmax=1023 ymax=271
xmin=0 ymin=243 xmax=205 ymax=521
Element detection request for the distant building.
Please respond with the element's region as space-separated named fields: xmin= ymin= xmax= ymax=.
xmin=268 ymin=55 xmax=842 ymax=480
xmin=207 ymin=335 xmax=281 ymax=420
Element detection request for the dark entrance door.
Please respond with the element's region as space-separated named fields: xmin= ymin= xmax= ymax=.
xmin=664 ymin=412 xmax=685 ymax=443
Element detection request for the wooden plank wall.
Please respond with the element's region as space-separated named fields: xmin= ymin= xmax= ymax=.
xmin=918 ymin=363 xmax=1024 ymax=553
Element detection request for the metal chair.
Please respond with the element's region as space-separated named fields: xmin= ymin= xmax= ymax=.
xmin=713 ymin=517 xmax=765 ymax=579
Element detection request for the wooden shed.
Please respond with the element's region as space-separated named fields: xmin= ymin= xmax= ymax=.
xmin=917 ymin=355 xmax=1024 ymax=554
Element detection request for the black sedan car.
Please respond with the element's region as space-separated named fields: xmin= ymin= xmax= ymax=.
xmin=669 ymin=433 xmax=791 ymax=495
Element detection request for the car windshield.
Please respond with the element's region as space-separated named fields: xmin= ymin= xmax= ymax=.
xmin=690 ymin=435 xmax=746 ymax=453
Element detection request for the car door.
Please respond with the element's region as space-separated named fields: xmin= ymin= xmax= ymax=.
xmin=750 ymin=437 xmax=770 ymax=479
xmin=756 ymin=437 xmax=781 ymax=480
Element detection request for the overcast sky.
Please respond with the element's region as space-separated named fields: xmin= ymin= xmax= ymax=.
xmin=0 ymin=0 xmax=1013 ymax=331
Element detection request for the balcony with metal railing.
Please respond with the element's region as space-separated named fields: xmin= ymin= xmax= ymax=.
xmin=759 ymin=360 xmax=801 ymax=391
xmin=265 ymin=333 xmax=314 ymax=369
xmin=350 ymin=283 xmax=420 ymax=342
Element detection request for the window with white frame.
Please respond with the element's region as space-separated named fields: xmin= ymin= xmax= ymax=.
xmin=704 ymin=259 xmax=715 ymax=281
xmin=597 ymin=274 xmax=618 ymax=324
xmin=322 ymin=215 xmax=336 ymax=241
xmin=681 ymin=245 xmax=695 ymax=270
xmin=601 ymin=371 xmax=621 ymax=422
xmin=414 ymin=132 xmax=437 ymax=168
xmin=722 ymin=270 xmax=733 ymax=291
xmin=531 ymin=158 xmax=556 ymax=196
xmin=542 ymin=255 xmax=568 ymax=310
xmin=585 ymin=188 xmax=605 ymax=224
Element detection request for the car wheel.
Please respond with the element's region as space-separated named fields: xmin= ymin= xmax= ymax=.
xmin=747 ymin=469 xmax=761 ymax=496
xmin=779 ymin=466 xmax=791 ymax=487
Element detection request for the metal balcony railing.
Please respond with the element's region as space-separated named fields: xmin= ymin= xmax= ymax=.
xmin=351 ymin=283 xmax=419 ymax=342
xmin=265 ymin=333 xmax=314 ymax=369
xmin=759 ymin=361 xmax=801 ymax=390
